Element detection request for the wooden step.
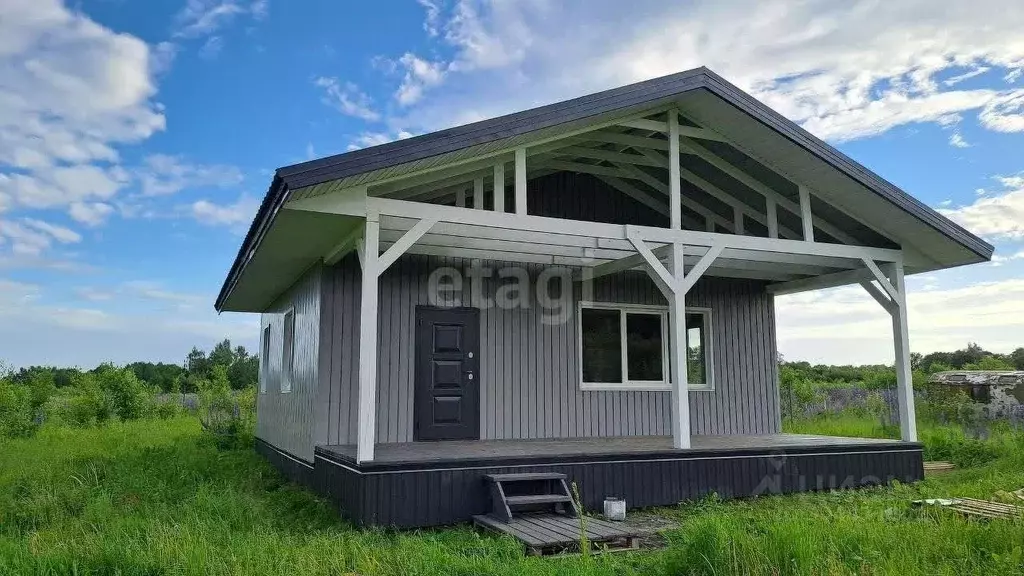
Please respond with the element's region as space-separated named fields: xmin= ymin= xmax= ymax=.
xmin=484 ymin=472 xmax=566 ymax=483
xmin=506 ymin=494 xmax=573 ymax=506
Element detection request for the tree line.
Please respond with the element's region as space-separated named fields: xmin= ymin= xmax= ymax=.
xmin=7 ymin=339 xmax=258 ymax=394
xmin=780 ymin=342 xmax=1023 ymax=391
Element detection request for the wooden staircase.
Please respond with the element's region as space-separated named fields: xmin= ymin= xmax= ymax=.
xmin=482 ymin=472 xmax=579 ymax=522
xmin=472 ymin=472 xmax=640 ymax=555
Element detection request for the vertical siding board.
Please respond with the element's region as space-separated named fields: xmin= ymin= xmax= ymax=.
xmin=317 ymin=252 xmax=778 ymax=444
xmin=254 ymin=264 xmax=322 ymax=461
xmin=735 ymin=281 xmax=750 ymax=434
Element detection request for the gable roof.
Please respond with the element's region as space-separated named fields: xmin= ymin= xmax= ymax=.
xmin=216 ymin=67 xmax=993 ymax=312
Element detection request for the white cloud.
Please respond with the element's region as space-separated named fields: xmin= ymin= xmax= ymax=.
xmin=0 ymin=0 xmax=164 ymax=173
xmin=199 ymin=36 xmax=224 ymax=59
xmin=191 ymin=194 xmax=260 ymax=227
xmin=395 ymin=53 xmax=448 ymax=106
xmin=75 ymin=287 xmax=114 ymax=302
xmin=174 ymin=0 xmax=247 ymax=38
xmin=69 ymin=202 xmax=115 ymax=227
xmin=0 ymin=280 xmax=259 ymax=368
xmin=989 ymin=250 xmax=1024 ymax=267
xmin=122 ymin=280 xmax=206 ymax=309
xmin=22 ymin=218 xmax=80 ymax=243
xmin=417 ymin=0 xmax=443 ymax=37
xmin=0 ymin=165 xmax=130 ymax=209
xmin=345 ymin=130 xmax=415 ymax=151
xmin=940 ymin=173 xmax=1024 ymax=239
xmin=314 ymin=77 xmax=381 ymax=121
xmin=978 ymin=90 xmax=1024 ymax=132
xmin=944 ymin=66 xmax=990 ymax=86
xmin=777 ymin=276 xmax=1024 ymax=363
xmin=373 ymin=0 xmax=1024 ymax=143
xmin=949 ymin=132 xmax=970 ymax=148
xmin=0 ymin=217 xmax=81 ymax=255
xmin=138 ymin=154 xmax=243 ymax=196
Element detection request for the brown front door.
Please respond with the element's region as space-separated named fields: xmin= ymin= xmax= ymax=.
xmin=414 ymin=306 xmax=480 ymax=441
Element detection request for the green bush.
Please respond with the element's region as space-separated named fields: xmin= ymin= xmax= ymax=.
xmin=197 ymin=365 xmax=254 ymax=449
xmin=48 ymin=367 xmax=156 ymax=427
xmin=154 ymin=399 xmax=184 ymax=419
xmin=0 ymin=378 xmax=36 ymax=439
xmin=93 ymin=364 xmax=155 ymax=421
xmin=55 ymin=374 xmax=111 ymax=426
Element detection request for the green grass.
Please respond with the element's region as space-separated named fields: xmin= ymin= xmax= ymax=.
xmin=1 ymin=417 xmax=1023 ymax=575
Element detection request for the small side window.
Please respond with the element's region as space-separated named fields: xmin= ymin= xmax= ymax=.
xmin=281 ymin=310 xmax=295 ymax=393
xmin=260 ymin=325 xmax=271 ymax=394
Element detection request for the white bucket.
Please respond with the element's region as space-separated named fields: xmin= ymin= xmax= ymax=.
xmin=603 ymin=497 xmax=626 ymax=521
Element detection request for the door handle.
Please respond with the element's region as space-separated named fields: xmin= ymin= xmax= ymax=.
xmin=467 ymin=373 xmax=474 ymax=380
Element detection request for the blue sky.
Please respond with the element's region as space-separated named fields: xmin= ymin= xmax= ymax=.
xmin=2 ymin=0 xmax=1024 ymax=368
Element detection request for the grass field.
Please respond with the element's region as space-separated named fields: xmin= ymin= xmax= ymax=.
xmin=1 ymin=417 xmax=1023 ymax=575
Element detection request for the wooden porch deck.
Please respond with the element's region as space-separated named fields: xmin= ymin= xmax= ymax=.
xmin=286 ymin=433 xmax=923 ymax=528
xmin=317 ymin=433 xmax=903 ymax=468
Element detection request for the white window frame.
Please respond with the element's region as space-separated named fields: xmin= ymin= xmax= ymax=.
xmin=577 ymin=301 xmax=714 ymax=392
xmin=260 ymin=324 xmax=271 ymax=394
xmin=281 ymin=308 xmax=295 ymax=393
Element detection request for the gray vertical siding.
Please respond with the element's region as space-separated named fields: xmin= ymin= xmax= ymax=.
xmin=319 ymin=254 xmax=780 ymax=445
xmin=316 ymin=254 xmax=361 ymax=446
xmin=256 ymin=264 xmax=322 ymax=461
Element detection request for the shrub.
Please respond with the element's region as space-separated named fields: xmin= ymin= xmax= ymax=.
xmin=57 ymin=374 xmax=112 ymax=426
xmin=0 ymin=378 xmax=36 ymax=439
xmin=197 ymin=365 xmax=254 ymax=449
xmin=963 ymin=355 xmax=1015 ymax=371
xmin=93 ymin=364 xmax=155 ymax=421
xmin=154 ymin=399 xmax=184 ymax=419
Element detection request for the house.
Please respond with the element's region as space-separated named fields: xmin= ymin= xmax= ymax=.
xmin=215 ymin=67 xmax=992 ymax=528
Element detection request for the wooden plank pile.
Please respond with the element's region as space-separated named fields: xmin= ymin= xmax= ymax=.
xmin=915 ymin=495 xmax=1024 ymax=521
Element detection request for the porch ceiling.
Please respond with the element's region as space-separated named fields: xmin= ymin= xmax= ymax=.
xmin=376 ymin=214 xmax=854 ymax=283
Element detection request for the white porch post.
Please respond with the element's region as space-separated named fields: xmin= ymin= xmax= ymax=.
xmin=798 ymin=185 xmax=814 ymax=241
xmin=356 ymin=213 xmax=381 ymax=462
xmin=473 ymin=177 xmax=484 ymax=210
xmin=668 ymin=242 xmax=692 ymax=449
xmin=515 ymin=147 xmax=527 ymax=215
xmin=886 ymin=261 xmax=918 ymax=442
xmin=493 ymin=162 xmax=505 ymax=213
xmin=668 ymin=111 xmax=682 ymax=230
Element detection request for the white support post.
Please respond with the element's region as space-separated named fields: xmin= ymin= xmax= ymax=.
xmin=515 ymin=147 xmax=527 ymax=215
xmin=733 ymin=206 xmax=744 ymax=235
xmin=766 ymin=197 xmax=778 ymax=239
xmin=886 ymin=261 xmax=917 ymax=442
xmin=705 ymin=215 xmax=715 ymax=233
xmin=799 ymin=185 xmax=814 ymax=241
xmin=493 ymin=163 xmax=505 ymax=213
xmin=356 ymin=214 xmax=381 ymax=462
xmin=473 ymin=177 xmax=484 ymax=210
xmin=668 ymin=111 xmax=682 ymax=229
xmin=455 ymin=187 xmax=466 ymax=208
xmin=668 ymin=242 xmax=691 ymax=449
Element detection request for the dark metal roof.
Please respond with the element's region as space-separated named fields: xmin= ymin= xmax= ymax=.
xmin=215 ymin=67 xmax=994 ymax=311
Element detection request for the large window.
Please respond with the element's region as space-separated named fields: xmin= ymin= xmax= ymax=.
xmin=260 ymin=325 xmax=270 ymax=394
xmin=578 ymin=302 xmax=713 ymax=391
xmin=281 ymin=309 xmax=295 ymax=393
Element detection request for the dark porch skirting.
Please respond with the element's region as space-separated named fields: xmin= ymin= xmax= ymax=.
xmin=259 ymin=435 xmax=924 ymax=529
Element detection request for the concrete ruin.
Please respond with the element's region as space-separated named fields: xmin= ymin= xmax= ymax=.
xmin=928 ymin=371 xmax=1024 ymax=418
